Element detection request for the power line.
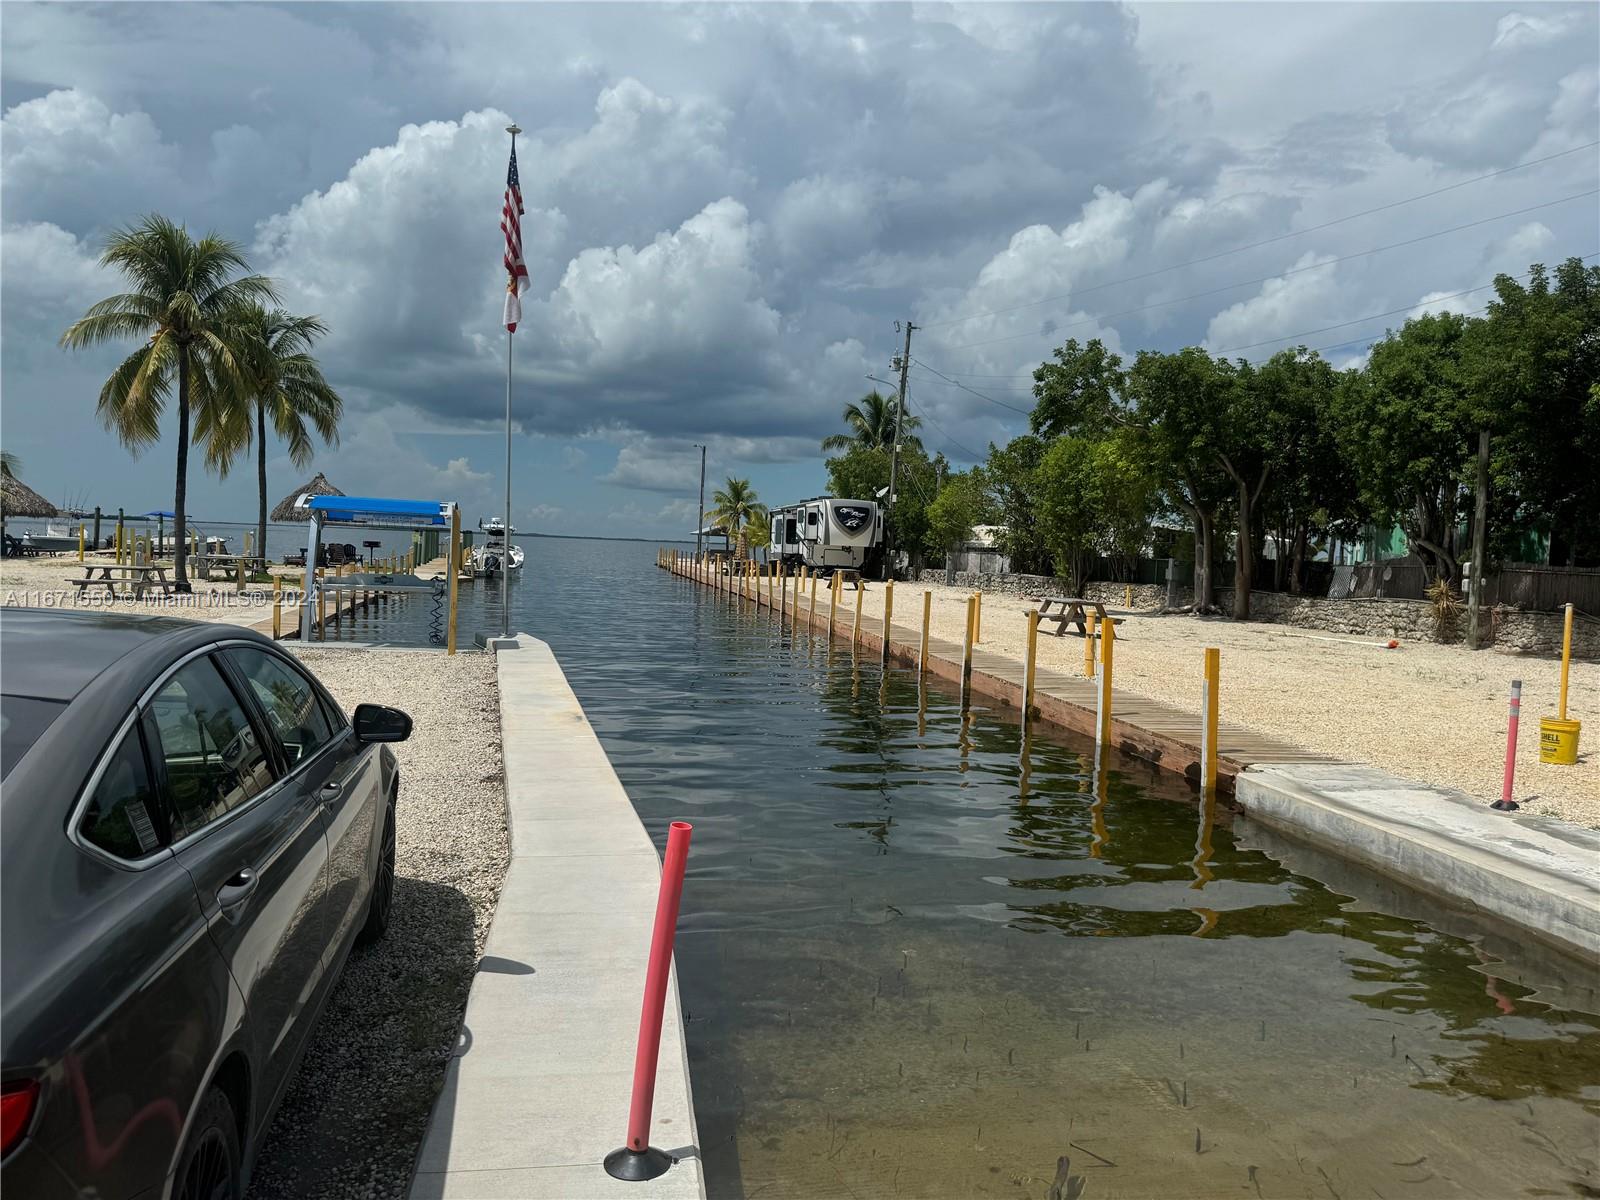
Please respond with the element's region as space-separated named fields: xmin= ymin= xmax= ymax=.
xmin=917 ymin=141 xmax=1600 ymax=331
xmin=1215 ymin=252 xmax=1599 ymax=355
xmin=941 ymin=189 xmax=1599 ymax=353
xmin=912 ymin=359 xmax=1035 ymax=417
xmin=925 ymin=253 xmax=1600 ymax=375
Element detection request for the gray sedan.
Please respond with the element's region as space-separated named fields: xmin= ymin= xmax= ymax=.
xmin=1 ymin=610 xmax=411 ymax=1200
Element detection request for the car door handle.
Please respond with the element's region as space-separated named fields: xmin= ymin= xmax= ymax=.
xmin=217 ymin=869 xmax=258 ymax=919
xmin=320 ymin=781 xmax=342 ymax=800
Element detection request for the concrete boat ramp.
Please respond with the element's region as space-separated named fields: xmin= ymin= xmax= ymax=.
xmin=410 ymin=634 xmax=703 ymax=1199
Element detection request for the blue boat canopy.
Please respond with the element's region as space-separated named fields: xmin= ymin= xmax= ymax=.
xmin=143 ymin=510 xmax=176 ymax=519
xmin=298 ymin=494 xmax=452 ymax=527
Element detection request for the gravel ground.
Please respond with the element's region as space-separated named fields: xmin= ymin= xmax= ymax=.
xmin=245 ymin=646 xmax=507 ymax=1200
xmin=842 ymin=579 xmax=1599 ymax=827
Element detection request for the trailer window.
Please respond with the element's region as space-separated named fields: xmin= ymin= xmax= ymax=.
xmin=807 ymin=511 xmax=819 ymax=527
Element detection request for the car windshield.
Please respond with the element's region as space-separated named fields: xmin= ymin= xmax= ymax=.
xmin=1 ymin=694 xmax=69 ymax=780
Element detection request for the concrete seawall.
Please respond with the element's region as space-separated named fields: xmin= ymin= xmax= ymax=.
xmin=410 ymin=634 xmax=704 ymax=1199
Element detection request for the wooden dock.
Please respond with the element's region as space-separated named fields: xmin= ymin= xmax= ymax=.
xmin=664 ymin=555 xmax=1333 ymax=794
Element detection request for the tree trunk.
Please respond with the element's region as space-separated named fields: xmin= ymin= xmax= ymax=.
xmin=1191 ymin=509 xmax=1216 ymax=613
xmin=173 ymin=342 xmax=191 ymax=591
xmin=1289 ymin=520 xmax=1308 ymax=595
xmin=1234 ymin=479 xmax=1253 ymax=619
xmin=256 ymin=403 xmax=269 ymax=575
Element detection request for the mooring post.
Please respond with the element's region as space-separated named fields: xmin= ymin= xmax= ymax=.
xmin=809 ymin=573 xmax=818 ymax=625
xmin=962 ymin=593 xmax=977 ymax=703
xmin=1085 ymin=611 xmax=1097 ymax=677
xmin=273 ymin=576 xmax=283 ymax=639
xmin=77 ymin=524 xmax=85 ymax=563
xmin=853 ymin=581 xmax=864 ymax=647
xmin=1494 ymin=680 xmax=1522 ymax=810
xmin=1096 ymin=619 xmax=1116 ymax=749
xmin=882 ymin=579 xmax=895 ymax=662
xmin=973 ymin=590 xmax=982 ymax=644
xmin=829 ymin=573 xmax=839 ymax=635
xmin=1023 ymin=607 xmax=1038 ymax=720
xmin=920 ymin=590 xmax=932 ymax=676
xmin=1202 ymin=647 xmax=1220 ymax=795
xmin=605 ymin=820 xmax=694 ymax=1183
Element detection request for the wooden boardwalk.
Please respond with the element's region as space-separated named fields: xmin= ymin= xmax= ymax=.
xmin=667 ymin=559 xmax=1336 ymax=793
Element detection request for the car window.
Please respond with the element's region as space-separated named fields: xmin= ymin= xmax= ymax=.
xmin=225 ymin=648 xmax=336 ymax=766
xmin=0 ymin=694 xmax=68 ymax=780
xmin=80 ymin=725 xmax=164 ymax=859
xmin=149 ymin=657 xmax=275 ymax=840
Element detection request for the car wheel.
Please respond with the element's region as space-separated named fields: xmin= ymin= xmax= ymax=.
xmin=356 ymin=798 xmax=397 ymax=946
xmin=175 ymin=1087 xmax=240 ymax=1200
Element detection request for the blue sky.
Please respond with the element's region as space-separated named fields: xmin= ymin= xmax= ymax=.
xmin=3 ymin=2 xmax=1596 ymax=536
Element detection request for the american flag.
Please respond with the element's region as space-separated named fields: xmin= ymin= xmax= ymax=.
xmin=501 ymin=141 xmax=529 ymax=332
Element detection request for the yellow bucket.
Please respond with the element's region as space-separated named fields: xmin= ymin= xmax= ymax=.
xmin=1539 ymin=717 xmax=1581 ymax=766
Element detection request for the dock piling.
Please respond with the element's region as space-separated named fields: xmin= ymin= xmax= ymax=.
xmin=920 ymin=590 xmax=932 ymax=676
xmin=1023 ymin=608 xmax=1038 ymax=720
xmin=1202 ymin=647 xmax=1220 ymax=795
xmin=1085 ymin=611 xmax=1097 ymax=677
xmin=853 ymin=582 xmax=863 ymax=648
xmin=273 ymin=577 xmax=283 ymax=639
xmin=1096 ymin=618 xmax=1116 ymax=748
xmin=882 ymin=580 xmax=895 ymax=663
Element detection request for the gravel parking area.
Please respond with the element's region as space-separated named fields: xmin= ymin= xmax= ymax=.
xmin=845 ymin=580 xmax=1598 ymax=827
xmin=246 ymin=647 xmax=507 ymax=1200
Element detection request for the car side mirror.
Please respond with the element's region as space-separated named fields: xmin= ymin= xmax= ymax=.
xmin=353 ymin=703 xmax=412 ymax=743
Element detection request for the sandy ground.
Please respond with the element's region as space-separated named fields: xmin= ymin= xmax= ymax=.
xmin=247 ymin=646 xmax=507 ymax=1200
xmin=843 ymin=578 xmax=1599 ymax=828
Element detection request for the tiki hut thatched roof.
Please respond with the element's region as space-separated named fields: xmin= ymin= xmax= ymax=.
xmin=0 ymin=474 xmax=59 ymax=518
xmin=271 ymin=472 xmax=345 ymax=522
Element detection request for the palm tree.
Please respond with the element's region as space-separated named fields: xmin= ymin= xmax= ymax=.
xmin=200 ymin=306 xmax=342 ymax=567
xmin=703 ymin=477 xmax=767 ymax=563
xmin=60 ymin=214 xmax=276 ymax=589
xmin=820 ymin=390 xmax=923 ymax=454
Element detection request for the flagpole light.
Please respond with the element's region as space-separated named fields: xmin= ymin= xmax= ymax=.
xmin=507 ymin=123 xmax=521 ymax=136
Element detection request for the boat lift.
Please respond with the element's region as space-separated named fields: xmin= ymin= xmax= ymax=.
xmin=295 ymin=494 xmax=462 ymax=652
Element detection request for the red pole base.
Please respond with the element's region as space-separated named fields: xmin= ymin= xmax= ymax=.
xmin=604 ymin=1146 xmax=674 ymax=1182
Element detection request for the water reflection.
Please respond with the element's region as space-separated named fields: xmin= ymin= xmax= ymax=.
xmin=328 ymin=540 xmax=1600 ymax=1198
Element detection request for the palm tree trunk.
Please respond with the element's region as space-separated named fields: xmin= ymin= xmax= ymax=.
xmin=173 ymin=342 xmax=191 ymax=591
xmin=256 ymin=402 xmax=268 ymax=574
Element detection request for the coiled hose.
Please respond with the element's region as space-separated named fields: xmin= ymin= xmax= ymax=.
xmin=429 ymin=578 xmax=446 ymax=645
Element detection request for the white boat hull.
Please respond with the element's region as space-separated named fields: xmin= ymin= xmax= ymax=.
xmin=471 ymin=543 xmax=525 ymax=575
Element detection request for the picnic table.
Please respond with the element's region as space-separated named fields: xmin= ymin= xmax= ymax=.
xmin=68 ymin=563 xmax=175 ymax=599
xmin=196 ymin=553 xmax=264 ymax=582
xmin=1033 ymin=595 xmax=1123 ymax=638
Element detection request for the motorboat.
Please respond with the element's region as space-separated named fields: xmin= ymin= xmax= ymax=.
xmin=18 ymin=524 xmax=81 ymax=554
xmin=471 ymin=517 xmax=525 ymax=577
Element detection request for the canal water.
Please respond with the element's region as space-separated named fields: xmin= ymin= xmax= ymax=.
xmin=339 ymin=537 xmax=1600 ymax=1198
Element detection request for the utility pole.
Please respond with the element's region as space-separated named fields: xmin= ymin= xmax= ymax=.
xmin=1466 ymin=429 xmax=1489 ymax=649
xmin=694 ymin=443 xmax=706 ymax=562
xmin=886 ymin=320 xmax=915 ymax=580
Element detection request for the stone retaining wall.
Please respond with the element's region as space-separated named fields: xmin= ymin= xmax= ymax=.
xmin=913 ymin=570 xmax=1596 ymax=660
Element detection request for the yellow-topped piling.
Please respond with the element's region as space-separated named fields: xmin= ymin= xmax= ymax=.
xmin=1024 ymin=608 xmax=1039 ymax=718
xmin=1096 ymin=618 xmax=1116 ymax=748
xmin=1085 ymin=611 xmax=1097 ymax=677
xmin=853 ymin=582 xmax=863 ymax=647
xmin=1202 ymin=647 xmax=1220 ymax=794
xmin=883 ymin=580 xmax=895 ymax=660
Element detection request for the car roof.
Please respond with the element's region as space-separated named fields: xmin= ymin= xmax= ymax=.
xmin=0 ymin=609 xmax=229 ymax=702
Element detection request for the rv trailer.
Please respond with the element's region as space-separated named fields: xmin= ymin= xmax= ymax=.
xmin=769 ymin=496 xmax=882 ymax=573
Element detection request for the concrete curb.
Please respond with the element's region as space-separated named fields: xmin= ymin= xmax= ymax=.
xmin=1235 ymin=762 xmax=1600 ymax=960
xmin=409 ymin=633 xmax=704 ymax=1199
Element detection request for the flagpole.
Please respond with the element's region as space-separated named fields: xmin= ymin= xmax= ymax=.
xmin=503 ymin=122 xmax=520 ymax=640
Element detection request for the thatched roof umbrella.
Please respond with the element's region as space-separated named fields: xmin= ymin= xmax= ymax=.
xmin=1 ymin=473 xmax=59 ymax=544
xmin=270 ymin=472 xmax=345 ymax=522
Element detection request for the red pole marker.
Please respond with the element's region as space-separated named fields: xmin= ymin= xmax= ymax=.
xmin=1492 ymin=680 xmax=1522 ymax=811
xmin=605 ymin=820 xmax=693 ymax=1182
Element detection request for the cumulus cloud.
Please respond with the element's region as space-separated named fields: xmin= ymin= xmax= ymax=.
xmin=1203 ymin=252 xmax=1344 ymax=353
xmin=1 ymin=90 xmax=182 ymax=228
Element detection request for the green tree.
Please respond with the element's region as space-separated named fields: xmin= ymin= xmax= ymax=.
xmin=1030 ymin=337 xmax=1125 ymax=440
xmin=924 ymin=470 xmax=985 ymax=563
xmin=703 ymin=477 xmax=767 ymax=562
xmin=1124 ymin=348 xmax=1235 ymax=612
xmin=1033 ymin=432 xmax=1159 ymax=591
xmin=982 ymin=435 xmax=1052 ymax=576
xmin=1340 ymin=312 xmax=1478 ymax=582
xmin=1462 ymin=258 xmax=1600 ymax=565
xmin=60 ymin=214 xmax=276 ymax=590
xmin=200 ymin=306 xmax=342 ymax=567
xmin=820 ymin=390 xmax=923 ymax=454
